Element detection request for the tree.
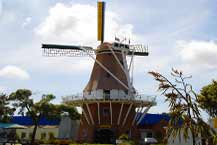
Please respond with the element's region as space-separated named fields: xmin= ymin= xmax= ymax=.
xmin=149 ymin=69 xmax=214 ymax=145
xmin=57 ymin=104 xmax=81 ymax=120
xmin=198 ymin=80 xmax=217 ymax=118
xmin=0 ymin=93 xmax=15 ymax=122
xmin=9 ymin=89 xmax=59 ymax=144
xmin=9 ymin=89 xmax=81 ymax=144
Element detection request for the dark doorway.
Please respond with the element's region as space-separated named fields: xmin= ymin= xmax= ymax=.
xmin=94 ymin=129 xmax=115 ymax=144
xmin=103 ymin=90 xmax=110 ymax=100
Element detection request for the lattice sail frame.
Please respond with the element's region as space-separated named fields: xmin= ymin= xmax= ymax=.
xmin=42 ymin=43 xmax=149 ymax=57
xmin=43 ymin=48 xmax=95 ymax=57
xmin=42 ymin=44 xmax=95 ymax=57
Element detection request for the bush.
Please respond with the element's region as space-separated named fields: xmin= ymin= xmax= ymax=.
xmin=119 ymin=134 xmax=129 ymax=140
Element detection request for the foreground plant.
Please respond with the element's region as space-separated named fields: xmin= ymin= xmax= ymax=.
xmin=149 ymin=69 xmax=215 ymax=145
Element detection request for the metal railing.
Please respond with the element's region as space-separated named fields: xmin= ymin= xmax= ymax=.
xmin=62 ymin=93 xmax=156 ymax=103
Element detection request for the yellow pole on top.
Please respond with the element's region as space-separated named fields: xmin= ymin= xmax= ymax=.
xmin=97 ymin=1 xmax=105 ymax=44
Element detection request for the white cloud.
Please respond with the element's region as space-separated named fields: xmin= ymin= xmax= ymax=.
xmin=0 ymin=65 xmax=30 ymax=80
xmin=27 ymin=2 xmax=137 ymax=74
xmin=35 ymin=3 xmax=135 ymax=46
xmin=33 ymin=2 xmax=172 ymax=76
xmin=22 ymin=17 xmax=32 ymax=28
xmin=178 ymin=40 xmax=217 ymax=70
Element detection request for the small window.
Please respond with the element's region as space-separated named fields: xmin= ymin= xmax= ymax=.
xmin=21 ymin=132 xmax=26 ymax=139
xmin=124 ymin=90 xmax=128 ymax=95
xmin=103 ymin=108 xmax=110 ymax=116
xmin=29 ymin=133 xmax=33 ymax=139
xmin=41 ymin=132 xmax=46 ymax=140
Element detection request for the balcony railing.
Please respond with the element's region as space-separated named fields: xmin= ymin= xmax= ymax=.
xmin=62 ymin=93 xmax=156 ymax=103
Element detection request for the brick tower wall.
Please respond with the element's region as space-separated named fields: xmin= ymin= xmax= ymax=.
xmin=76 ymin=103 xmax=141 ymax=143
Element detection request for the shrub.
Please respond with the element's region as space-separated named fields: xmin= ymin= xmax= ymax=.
xmin=119 ymin=134 xmax=129 ymax=140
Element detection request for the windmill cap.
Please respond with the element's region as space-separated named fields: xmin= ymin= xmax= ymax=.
xmin=96 ymin=42 xmax=112 ymax=50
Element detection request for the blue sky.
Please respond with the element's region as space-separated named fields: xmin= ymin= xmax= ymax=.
xmin=0 ymin=0 xmax=217 ymax=117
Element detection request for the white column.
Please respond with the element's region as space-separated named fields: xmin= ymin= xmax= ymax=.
xmin=86 ymin=103 xmax=94 ymax=125
xmin=122 ymin=103 xmax=133 ymax=126
xmin=97 ymin=102 xmax=100 ymax=125
xmin=136 ymin=105 xmax=152 ymax=125
xmin=132 ymin=104 xmax=143 ymax=126
xmin=121 ymin=50 xmax=132 ymax=94
xmin=82 ymin=107 xmax=90 ymax=125
xmin=118 ymin=103 xmax=124 ymax=125
xmin=110 ymin=101 xmax=113 ymax=125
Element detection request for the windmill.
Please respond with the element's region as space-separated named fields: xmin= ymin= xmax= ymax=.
xmin=42 ymin=1 xmax=156 ymax=144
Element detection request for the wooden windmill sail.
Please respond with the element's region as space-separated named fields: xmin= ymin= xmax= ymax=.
xmin=42 ymin=1 xmax=155 ymax=144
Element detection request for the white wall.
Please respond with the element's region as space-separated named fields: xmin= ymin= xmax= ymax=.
xmin=16 ymin=126 xmax=59 ymax=140
xmin=167 ymin=130 xmax=201 ymax=145
xmin=58 ymin=116 xmax=79 ymax=139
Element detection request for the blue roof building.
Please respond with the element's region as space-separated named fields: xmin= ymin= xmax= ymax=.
xmin=138 ymin=113 xmax=170 ymax=126
xmin=11 ymin=116 xmax=60 ymax=126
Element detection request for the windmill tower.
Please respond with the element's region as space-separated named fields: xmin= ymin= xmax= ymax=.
xmin=42 ymin=1 xmax=156 ymax=144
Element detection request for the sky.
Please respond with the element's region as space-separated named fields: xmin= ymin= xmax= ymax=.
xmin=0 ymin=0 xmax=217 ymax=118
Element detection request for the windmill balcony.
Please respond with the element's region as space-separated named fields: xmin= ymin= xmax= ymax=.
xmin=62 ymin=90 xmax=156 ymax=105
